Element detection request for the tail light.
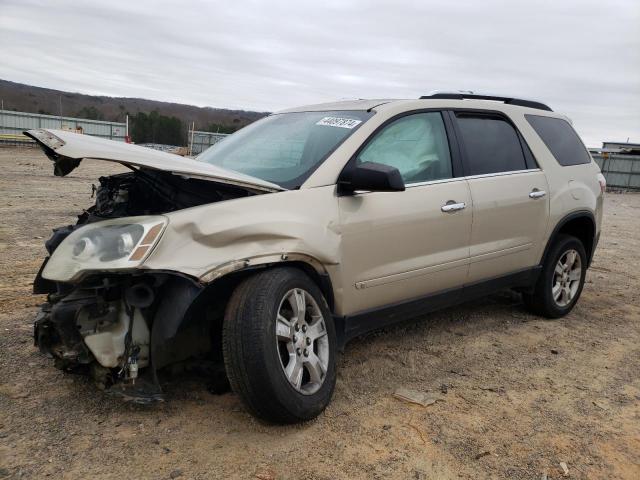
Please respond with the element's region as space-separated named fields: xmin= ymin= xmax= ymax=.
xmin=597 ymin=173 xmax=606 ymax=194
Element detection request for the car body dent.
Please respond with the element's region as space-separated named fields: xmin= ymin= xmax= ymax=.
xmin=142 ymin=185 xmax=343 ymax=295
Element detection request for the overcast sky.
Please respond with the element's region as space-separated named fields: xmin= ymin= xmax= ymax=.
xmin=1 ymin=0 xmax=638 ymax=146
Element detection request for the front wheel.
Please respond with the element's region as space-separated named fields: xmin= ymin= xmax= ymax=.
xmin=222 ymin=267 xmax=337 ymax=423
xmin=523 ymin=234 xmax=587 ymax=318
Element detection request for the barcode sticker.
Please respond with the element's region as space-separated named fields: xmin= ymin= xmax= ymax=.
xmin=316 ymin=117 xmax=362 ymax=129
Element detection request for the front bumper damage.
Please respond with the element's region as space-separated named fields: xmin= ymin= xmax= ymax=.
xmin=33 ymin=267 xmax=208 ymax=403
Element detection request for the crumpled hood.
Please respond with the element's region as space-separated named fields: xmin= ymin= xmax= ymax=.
xmin=24 ymin=128 xmax=285 ymax=193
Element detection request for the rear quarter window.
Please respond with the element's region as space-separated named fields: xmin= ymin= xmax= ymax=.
xmin=525 ymin=114 xmax=591 ymax=166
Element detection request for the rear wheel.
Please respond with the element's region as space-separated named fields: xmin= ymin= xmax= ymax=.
xmin=523 ymin=234 xmax=587 ymax=318
xmin=222 ymin=267 xmax=336 ymax=423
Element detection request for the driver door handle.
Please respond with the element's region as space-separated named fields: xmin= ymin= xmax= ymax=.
xmin=529 ymin=189 xmax=546 ymax=199
xmin=441 ymin=201 xmax=466 ymax=213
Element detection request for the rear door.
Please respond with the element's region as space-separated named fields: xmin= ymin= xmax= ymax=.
xmin=449 ymin=111 xmax=550 ymax=283
xmin=338 ymin=111 xmax=472 ymax=315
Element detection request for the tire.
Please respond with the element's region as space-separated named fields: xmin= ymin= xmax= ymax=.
xmin=523 ymin=234 xmax=587 ymax=318
xmin=222 ymin=267 xmax=337 ymax=423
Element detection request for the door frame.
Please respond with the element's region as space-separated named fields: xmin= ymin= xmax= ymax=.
xmin=444 ymin=109 xmax=541 ymax=176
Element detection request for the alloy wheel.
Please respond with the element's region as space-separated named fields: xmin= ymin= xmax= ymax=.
xmin=275 ymin=288 xmax=329 ymax=395
xmin=552 ymin=249 xmax=582 ymax=307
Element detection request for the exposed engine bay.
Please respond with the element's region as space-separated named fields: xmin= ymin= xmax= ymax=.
xmin=86 ymin=167 xmax=254 ymax=219
xmin=33 ymin=166 xmax=258 ymax=402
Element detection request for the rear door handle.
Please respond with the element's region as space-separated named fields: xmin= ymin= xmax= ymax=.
xmin=529 ymin=189 xmax=546 ymax=199
xmin=441 ymin=201 xmax=466 ymax=213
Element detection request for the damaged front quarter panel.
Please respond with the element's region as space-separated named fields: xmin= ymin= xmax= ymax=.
xmin=143 ymin=185 xmax=343 ymax=291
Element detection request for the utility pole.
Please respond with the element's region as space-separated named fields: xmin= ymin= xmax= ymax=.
xmin=59 ymin=95 xmax=62 ymax=116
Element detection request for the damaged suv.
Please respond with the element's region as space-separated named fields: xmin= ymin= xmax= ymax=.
xmin=28 ymin=92 xmax=604 ymax=423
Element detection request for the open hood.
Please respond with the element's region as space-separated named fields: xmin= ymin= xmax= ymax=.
xmin=24 ymin=129 xmax=285 ymax=193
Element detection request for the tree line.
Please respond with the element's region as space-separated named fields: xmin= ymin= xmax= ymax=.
xmin=39 ymin=107 xmax=245 ymax=145
xmin=126 ymin=111 xmax=244 ymax=145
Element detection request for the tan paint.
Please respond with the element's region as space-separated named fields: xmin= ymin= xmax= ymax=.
xmin=337 ymin=178 xmax=472 ymax=313
xmin=465 ymin=169 xmax=550 ymax=283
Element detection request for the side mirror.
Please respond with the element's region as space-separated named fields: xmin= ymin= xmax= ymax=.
xmin=338 ymin=161 xmax=405 ymax=194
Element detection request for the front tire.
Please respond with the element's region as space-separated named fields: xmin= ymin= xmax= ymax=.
xmin=222 ymin=267 xmax=337 ymax=423
xmin=523 ymin=234 xmax=587 ymax=318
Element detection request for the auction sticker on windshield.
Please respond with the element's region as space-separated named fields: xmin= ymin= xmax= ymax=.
xmin=316 ymin=117 xmax=362 ymax=129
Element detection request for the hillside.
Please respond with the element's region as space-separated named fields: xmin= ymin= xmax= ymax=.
xmin=0 ymin=79 xmax=268 ymax=133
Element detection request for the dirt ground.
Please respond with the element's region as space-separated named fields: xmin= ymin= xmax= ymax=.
xmin=0 ymin=146 xmax=638 ymax=480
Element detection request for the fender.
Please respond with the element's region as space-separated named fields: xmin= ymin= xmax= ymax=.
xmin=199 ymin=251 xmax=336 ymax=312
xmin=539 ymin=210 xmax=597 ymax=267
xmin=200 ymin=252 xmax=330 ymax=283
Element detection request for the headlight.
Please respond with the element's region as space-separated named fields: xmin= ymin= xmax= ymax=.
xmin=42 ymin=216 xmax=168 ymax=282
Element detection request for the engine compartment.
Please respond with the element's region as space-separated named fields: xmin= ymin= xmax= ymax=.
xmin=84 ymin=167 xmax=256 ymax=221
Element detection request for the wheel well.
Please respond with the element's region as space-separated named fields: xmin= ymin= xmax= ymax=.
xmin=186 ymin=262 xmax=336 ymax=360
xmin=547 ymin=214 xmax=595 ymax=266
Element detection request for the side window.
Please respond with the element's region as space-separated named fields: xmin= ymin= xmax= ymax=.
xmin=455 ymin=114 xmax=527 ymax=175
xmin=357 ymin=112 xmax=453 ymax=184
xmin=525 ymin=114 xmax=591 ymax=166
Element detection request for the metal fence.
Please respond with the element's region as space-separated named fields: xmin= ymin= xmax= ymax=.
xmin=189 ymin=130 xmax=228 ymax=155
xmin=592 ymin=153 xmax=640 ymax=190
xmin=0 ymin=109 xmax=126 ymax=145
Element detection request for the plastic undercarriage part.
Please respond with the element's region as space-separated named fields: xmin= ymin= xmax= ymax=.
xmin=34 ymin=274 xmax=162 ymax=403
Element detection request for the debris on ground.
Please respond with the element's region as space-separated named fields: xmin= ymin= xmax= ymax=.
xmin=592 ymin=400 xmax=609 ymax=410
xmin=254 ymin=466 xmax=276 ymax=480
xmin=560 ymin=462 xmax=569 ymax=476
xmin=393 ymin=388 xmax=440 ymax=407
xmin=475 ymin=450 xmax=491 ymax=460
xmin=478 ymin=386 xmax=505 ymax=394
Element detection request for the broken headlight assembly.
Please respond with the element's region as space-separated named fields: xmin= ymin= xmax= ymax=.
xmin=42 ymin=216 xmax=168 ymax=282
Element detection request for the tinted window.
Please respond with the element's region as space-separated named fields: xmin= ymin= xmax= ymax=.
xmin=455 ymin=114 xmax=527 ymax=175
xmin=526 ymin=114 xmax=591 ymax=166
xmin=357 ymin=112 xmax=453 ymax=184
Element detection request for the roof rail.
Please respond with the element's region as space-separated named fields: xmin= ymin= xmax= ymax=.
xmin=419 ymin=91 xmax=552 ymax=112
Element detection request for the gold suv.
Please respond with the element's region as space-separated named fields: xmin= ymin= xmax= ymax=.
xmin=28 ymin=92 xmax=605 ymax=423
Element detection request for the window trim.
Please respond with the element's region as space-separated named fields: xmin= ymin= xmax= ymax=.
xmin=464 ymin=168 xmax=541 ymax=181
xmin=338 ymin=109 xmax=464 ymax=189
xmin=447 ymin=109 xmax=540 ymax=177
xmin=405 ymin=175 xmax=467 ymax=189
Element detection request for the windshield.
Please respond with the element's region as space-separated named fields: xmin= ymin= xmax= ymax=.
xmin=197 ymin=110 xmax=374 ymax=189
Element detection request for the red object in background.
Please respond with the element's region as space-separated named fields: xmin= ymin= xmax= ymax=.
xmin=125 ymin=135 xmax=131 ymax=143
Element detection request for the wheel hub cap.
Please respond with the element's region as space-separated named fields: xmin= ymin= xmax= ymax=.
xmin=276 ymin=288 xmax=329 ymax=395
xmin=552 ymin=249 xmax=582 ymax=307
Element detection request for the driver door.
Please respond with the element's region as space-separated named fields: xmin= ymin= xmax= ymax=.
xmin=338 ymin=111 xmax=472 ymax=315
